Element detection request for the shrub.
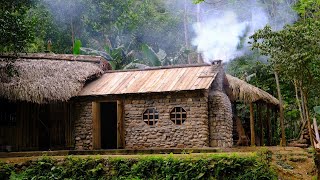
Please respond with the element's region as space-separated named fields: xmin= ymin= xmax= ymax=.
xmin=1 ymin=153 xmax=277 ymax=180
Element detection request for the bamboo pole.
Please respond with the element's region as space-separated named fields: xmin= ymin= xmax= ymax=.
xmin=250 ymin=103 xmax=255 ymax=146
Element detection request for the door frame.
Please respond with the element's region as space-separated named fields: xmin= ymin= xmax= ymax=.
xmin=92 ymin=100 xmax=124 ymax=149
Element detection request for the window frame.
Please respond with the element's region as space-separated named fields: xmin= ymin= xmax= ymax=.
xmin=170 ymin=107 xmax=187 ymax=125
xmin=142 ymin=108 xmax=159 ymax=126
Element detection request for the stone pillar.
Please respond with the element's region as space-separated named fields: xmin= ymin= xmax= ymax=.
xmin=208 ymin=91 xmax=233 ymax=147
xmin=74 ymin=101 xmax=93 ymax=150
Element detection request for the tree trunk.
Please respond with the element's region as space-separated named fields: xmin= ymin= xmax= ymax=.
xmin=71 ymin=19 xmax=75 ymax=51
xmin=303 ymin=91 xmax=314 ymax=147
xmin=294 ymin=80 xmax=304 ymax=123
xmin=196 ymin=4 xmax=203 ymax=63
xmin=184 ymin=0 xmax=191 ymax=64
xmin=274 ymin=70 xmax=286 ymax=146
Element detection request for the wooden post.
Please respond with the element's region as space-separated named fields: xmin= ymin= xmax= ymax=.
xmin=258 ymin=103 xmax=263 ymax=146
xmin=92 ymin=102 xmax=101 ymax=149
xmin=250 ymin=103 xmax=255 ymax=146
xmin=266 ymin=104 xmax=271 ymax=146
xmin=117 ymin=100 xmax=125 ymax=149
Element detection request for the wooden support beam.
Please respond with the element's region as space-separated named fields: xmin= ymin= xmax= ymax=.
xmin=117 ymin=100 xmax=125 ymax=149
xmin=92 ymin=102 xmax=101 ymax=149
xmin=250 ymin=103 xmax=255 ymax=146
xmin=266 ymin=104 xmax=271 ymax=146
xmin=258 ymin=103 xmax=263 ymax=146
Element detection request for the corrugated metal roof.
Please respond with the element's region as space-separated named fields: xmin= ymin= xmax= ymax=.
xmin=79 ymin=64 xmax=220 ymax=96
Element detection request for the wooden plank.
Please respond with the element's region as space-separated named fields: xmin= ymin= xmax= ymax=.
xmin=166 ymin=68 xmax=188 ymax=91
xmin=137 ymin=70 xmax=160 ymax=93
xmin=117 ymin=100 xmax=125 ymax=148
xmin=113 ymin=71 xmax=138 ymax=94
xmin=250 ymin=103 xmax=255 ymax=146
xmin=145 ymin=69 xmax=167 ymax=92
xmin=94 ymin=73 xmax=126 ymax=94
xmin=119 ymin=71 xmax=148 ymax=94
xmin=154 ymin=68 xmax=178 ymax=92
xmin=92 ymin=102 xmax=101 ymax=149
xmin=186 ymin=67 xmax=208 ymax=90
xmin=105 ymin=72 xmax=132 ymax=94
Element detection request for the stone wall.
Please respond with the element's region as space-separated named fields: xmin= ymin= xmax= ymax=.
xmin=124 ymin=91 xmax=209 ymax=149
xmin=208 ymin=68 xmax=233 ymax=147
xmin=74 ymin=101 xmax=93 ymax=150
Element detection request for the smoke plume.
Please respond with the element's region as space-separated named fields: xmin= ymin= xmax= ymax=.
xmin=192 ymin=0 xmax=297 ymax=63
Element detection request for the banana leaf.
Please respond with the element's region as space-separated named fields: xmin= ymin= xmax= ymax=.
xmin=73 ymin=39 xmax=82 ymax=55
xmin=141 ymin=44 xmax=161 ymax=66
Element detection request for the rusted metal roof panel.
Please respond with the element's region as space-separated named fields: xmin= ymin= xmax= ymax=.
xmin=79 ymin=64 xmax=219 ymax=96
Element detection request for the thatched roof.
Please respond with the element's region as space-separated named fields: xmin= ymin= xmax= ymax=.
xmin=226 ymin=74 xmax=279 ymax=105
xmin=0 ymin=54 xmax=108 ymax=104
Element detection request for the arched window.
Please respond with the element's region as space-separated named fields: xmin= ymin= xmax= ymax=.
xmin=170 ymin=107 xmax=186 ymax=125
xmin=143 ymin=108 xmax=159 ymax=125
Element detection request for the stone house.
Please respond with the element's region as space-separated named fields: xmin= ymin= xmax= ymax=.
xmin=77 ymin=60 xmax=234 ymax=150
xmin=0 ymin=54 xmax=279 ymax=151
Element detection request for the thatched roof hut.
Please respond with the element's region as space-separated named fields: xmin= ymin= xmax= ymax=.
xmin=0 ymin=54 xmax=110 ymax=104
xmin=226 ymin=74 xmax=279 ymax=105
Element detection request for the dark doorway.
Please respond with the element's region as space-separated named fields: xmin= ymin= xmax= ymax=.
xmin=100 ymin=102 xmax=117 ymax=149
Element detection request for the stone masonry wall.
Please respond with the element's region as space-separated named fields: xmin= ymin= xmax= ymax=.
xmin=208 ymin=68 xmax=233 ymax=147
xmin=74 ymin=101 xmax=93 ymax=150
xmin=124 ymin=91 xmax=209 ymax=149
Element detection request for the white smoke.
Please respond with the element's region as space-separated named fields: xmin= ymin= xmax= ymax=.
xmin=192 ymin=12 xmax=249 ymax=62
xmin=192 ymin=1 xmax=297 ymax=63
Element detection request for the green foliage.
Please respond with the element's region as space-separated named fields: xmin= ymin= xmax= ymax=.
xmin=0 ymin=161 xmax=14 ymax=180
xmin=2 ymin=154 xmax=277 ymax=180
xmin=141 ymin=44 xmax=162 ymax=66
xmin=73 ymin=39 xmax=82 ymax=55
xmin=193 ymin=0 xmax=205 ymax=4
xmin=0 ymin=0 xmax=36 ymax=53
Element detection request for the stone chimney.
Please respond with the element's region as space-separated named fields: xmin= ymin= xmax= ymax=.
xmin=211 ymin=60 xmax=222 ymax=65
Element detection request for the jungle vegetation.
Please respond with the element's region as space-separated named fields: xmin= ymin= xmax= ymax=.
xmin=1 ymin=0 xmax=320 ymax=145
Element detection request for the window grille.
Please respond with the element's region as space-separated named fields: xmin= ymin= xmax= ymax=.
xmin=170 ymin=107 xmax=186 ymax=125
xmin=143 ymin=108 xmax=159 ymax=125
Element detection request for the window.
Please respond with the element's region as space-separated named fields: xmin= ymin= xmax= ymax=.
xmin=143 ymin=108 xmax=159 ymax=125
xmin=0 ymin=100 xmax=17 ymax=126
xmin=170 ymin=107 xmax=186 ymax=125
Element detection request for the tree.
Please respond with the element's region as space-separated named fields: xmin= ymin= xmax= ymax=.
xmin=250 ymin=0 xmax=320 ymax=145
xmin=0 ymin=0 xmax=35 ymax=53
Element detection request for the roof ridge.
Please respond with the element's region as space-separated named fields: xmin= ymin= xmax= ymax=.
xmin=0 ymin=53 xmax=105 ymax=63
xmin=106 ymin=63 xmax=215 ymax=73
